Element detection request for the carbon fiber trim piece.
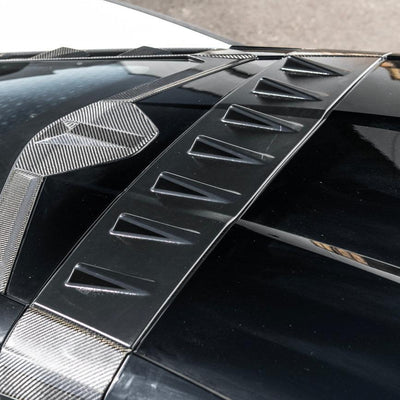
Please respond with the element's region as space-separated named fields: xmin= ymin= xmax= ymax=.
xmin=119 ymin=46 xmax=172 ymax=56
xmin=0 ymin=102 xmax=158 ymax=293
xmin=109 ymin=57 xmax=249 ymax=102
xmin=0 ymin=170 xmax=42 ymax=292
xmin=197 ymin=54 xmax=256 ymax=59
xmin=109 ymin=69 xmax=198 ymax=101
xmin=1 ymin=54 xmax=200 ymax=62
xmin=31 ymin=47 xmax=89 ymax=59
xmin=16 ymin=102 xmax=158 ymax=176
xmin=196 ymin=50 xmax=258 ymax=60
xmin=0 ymin=307 xmax=129 ymax=400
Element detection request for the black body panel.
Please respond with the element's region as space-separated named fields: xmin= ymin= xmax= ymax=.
xmin=138 ymin=224 xmax=400 ymax=400
xmin=244 ymin=61 xmax=400 ymax=267
xmin=106 ymin=355 xmax=220 ymax=400
xmin=0 ymin=295 xmax=23 ymax=347
xmin=244 ymin=110 xmax=400 ymax=267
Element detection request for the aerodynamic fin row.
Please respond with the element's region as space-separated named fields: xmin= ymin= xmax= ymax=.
xmin=0 ymin=50 xmax=382 ymax=400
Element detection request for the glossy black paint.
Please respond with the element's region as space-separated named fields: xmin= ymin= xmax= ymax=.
xmin=138 ymin=224 xmax=400 ymax=400
xmin=106 ymin=355 xmax=220 ymax=400
xmin=7 ymin=63 xmax=257 ymax=303
xmin=337 ymin=58 xmax=400 ymax=118
xmin=0 ymin=294 xmax=23 ymax=347
xmin=244 ymin=67 xmax=400 ymax=267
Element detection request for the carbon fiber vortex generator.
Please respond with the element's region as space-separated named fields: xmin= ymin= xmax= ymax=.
xmin=0 ymin=99 xmax=159 ymax=292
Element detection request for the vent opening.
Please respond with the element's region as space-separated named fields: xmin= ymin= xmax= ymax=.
xmin=189 ymin=135 xmax=273 ymax=164
xmin=222 ymin=104 xmax=303 ymax=132
xmin=152 ymin=172 xmax=240 ymax=204
xmin=252 ymin=77 xmax=323 ymax=101
xmin=66 ymin=263 xmax=154 ymax=296
xmin=281 ymin=56 xmax=347 ymax=77
xmin=110 ymin=213 xmax=198 ymax=244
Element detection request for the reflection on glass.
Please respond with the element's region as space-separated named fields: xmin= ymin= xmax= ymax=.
xmin=381 ymin=60 xmax=400 ymax=80
xmin=238 ymin=219 xmax=400 ymax=284
xmin=311 ymin=240 xmax=368 ymax=265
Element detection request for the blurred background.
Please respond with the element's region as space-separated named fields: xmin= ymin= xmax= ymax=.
xmin=127 ymin=0 xmax=399 ymax=52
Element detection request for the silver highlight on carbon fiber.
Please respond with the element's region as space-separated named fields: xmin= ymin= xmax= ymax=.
xmin=0 ymin=170 xmax=42 ymax=291
xmin=16 ymin=101 xmax=158 ymax=176
xmin=0 ymin=306 xmax=129 ymax=400
xmin=108 ymin=57 xmax=249 ymax=103
xmin=31 ymin=47 xmax=89 ymax=59
xmin=109 ymin=69 xmax=197 ymax=101
xmin=197 ymin=53 xmax=256 ymax=59
xmin=0 ymin=101 xmax=158 ymax=293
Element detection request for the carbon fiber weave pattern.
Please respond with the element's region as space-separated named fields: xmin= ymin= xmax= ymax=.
xmin=15 ymin=101 xmax=158 ymax=176
xmin=109 ymin=69 xmax=197 ymax=101
xmin=0 ymin=170 xmax=42 ymax=292
xmin=31 ymin=47 xmax=89 ymax=59
xmin=197 ymin=53 xmax=255 ymax=59
xmin=0 ymin=100 xmax=158 ymax=293
xmin=0 ymin=307 xmax=129 ymax=400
